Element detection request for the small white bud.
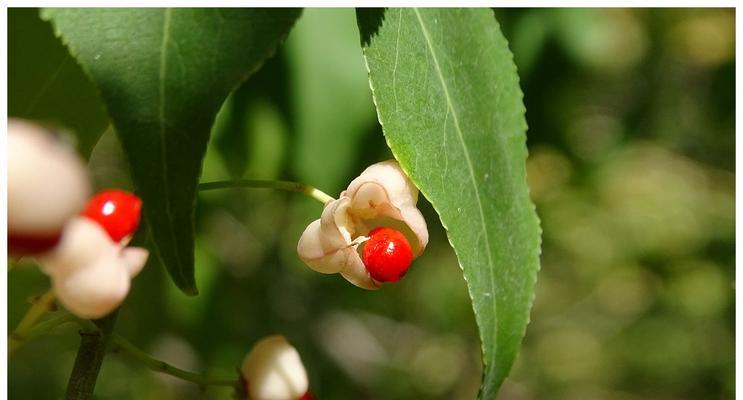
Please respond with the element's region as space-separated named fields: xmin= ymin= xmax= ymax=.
xmin=241 ymin=335 xmax=309 ymax=400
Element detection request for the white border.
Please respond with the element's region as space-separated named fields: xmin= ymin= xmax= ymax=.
xmin=3 ymin=1 xmax=741 ymax=7
xmin=734 ymin=6 xmax=741 ymax=400
xmin=1 ymin=5 xmax=9 ymax=399
xmin=2 ymin=4 xmax=739 ymax=400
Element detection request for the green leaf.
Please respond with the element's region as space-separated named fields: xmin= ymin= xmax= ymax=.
xmin=43 ymin=8 xmax=301 ymax=294
xmin=358 ymin=8 xmax=541 ymax=397
xmin=8 ymin=8 xmax=109 ymax=158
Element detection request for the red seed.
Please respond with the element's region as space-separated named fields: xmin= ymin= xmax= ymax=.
xmin=81 ymin=190 xmax=142 ymax=243
xmin=361 ymin=227 xmax=414 ymax=282
xmin=8 ymin=231 xmax=62 ymax=255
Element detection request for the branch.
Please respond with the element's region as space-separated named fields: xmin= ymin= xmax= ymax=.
xmin=64 ymin=311 xmax=118 ymax=400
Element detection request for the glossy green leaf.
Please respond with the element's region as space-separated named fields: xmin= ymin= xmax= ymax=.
xmin=8 ymin=8 xmax=109 ymax=158
xmin=43 ymin=8 xmax=301 ymax=294
xmin=358 ymin=8 xmax=541 ymax=397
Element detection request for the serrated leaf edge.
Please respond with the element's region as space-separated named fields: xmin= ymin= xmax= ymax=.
xmin=357 ymin=7 xmax=542 ymax=398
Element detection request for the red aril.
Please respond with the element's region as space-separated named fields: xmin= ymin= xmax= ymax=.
xmin=361 ymin=227 xmax=414 ymax=282
xmin=82 ymin=190 xmax=142 ymax=243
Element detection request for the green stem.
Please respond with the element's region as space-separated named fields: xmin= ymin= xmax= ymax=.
xmin=65 ymin=311 xmax=118 ymax=400
xmin=9 ymin=311 xmax=233 ymax=388
xmin=8 ymin=255 xmax=24 ymax=272
xmin=21 ymin=313 xmax=76 ymax=344
xmin=111 ymin=334 xmax=236 ymax=387
xmin=9 ymin=288 xmax=57 ymax=354
xmin=198 ymin=179 xmax=334 ymax=204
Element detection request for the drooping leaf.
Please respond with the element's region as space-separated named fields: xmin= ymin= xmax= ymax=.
xmin=43 ymin=8 xmax=301 ymax=294
xmin=358 ymin=8 xmax=541 ymax=397
xmin=8 ymin=8 xmax=109 ymax=158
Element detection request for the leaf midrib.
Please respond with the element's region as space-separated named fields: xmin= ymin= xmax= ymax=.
xmin=411 ymin=7 xmax=498 ymax=332
xmin=158 ymin=8 xmax=186 ymax=285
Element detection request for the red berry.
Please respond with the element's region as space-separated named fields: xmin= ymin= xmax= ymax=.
xmin=299 ymin=391 xmax=314 ymax=400
xmin=8 ymin=231 xmax=62 ymax=255
xmin=361 ymin=227 xmax=414 ymax=282
xmin=81 ymin=190 xmax=142 ymax=243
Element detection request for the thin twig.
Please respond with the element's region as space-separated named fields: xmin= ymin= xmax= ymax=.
xmin=111 ymin=334 xmax=236 ymax=387
xmin=198 ymin=179 xmax=333 ymax=204
xmin=9 ymin=288 xmax=57 ymax=354
xmin=21 ymin=313 xmax=76 ymax=344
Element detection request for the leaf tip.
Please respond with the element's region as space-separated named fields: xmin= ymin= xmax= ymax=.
xmin=179 ymin=284 xmax=200 ymax=297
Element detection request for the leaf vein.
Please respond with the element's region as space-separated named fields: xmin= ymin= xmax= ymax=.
xmin=158 ymin=8 xmax=185 ymax=283
xmin=392 ymin=9 xmax=403 ymax=114
xmin=442 ymin=105 xmax=449 ymax=184
xmin=412 ymin=7 xmax=497 ymax=323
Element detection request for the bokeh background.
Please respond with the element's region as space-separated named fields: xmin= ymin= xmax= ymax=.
xmin=8 ymin=8 xmax=735 ymax=400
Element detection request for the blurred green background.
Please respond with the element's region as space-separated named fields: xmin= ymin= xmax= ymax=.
xmin=8 ymin=8 xmax=734 ymax=400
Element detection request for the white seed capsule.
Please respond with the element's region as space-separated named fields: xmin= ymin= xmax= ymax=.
xmin=8 ymin=119 xmax=90 ymax=246
xmin=241 ymin=335 xmax=309 ymax=400
xmin=38 ymin=217 xmax=149 ymax=319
